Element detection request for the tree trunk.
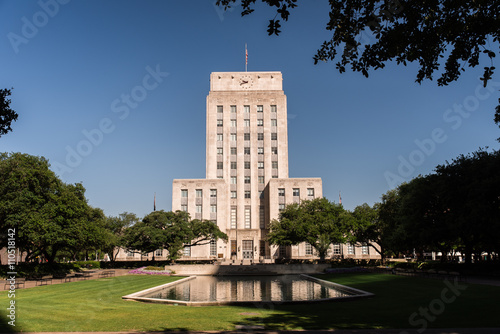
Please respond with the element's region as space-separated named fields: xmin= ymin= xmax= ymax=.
xmin=464 ymin=245 xmax=473 ymax=265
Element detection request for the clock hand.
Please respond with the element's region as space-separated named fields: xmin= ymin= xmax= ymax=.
xmin=240 ymin=80 xmax=248 ymax=85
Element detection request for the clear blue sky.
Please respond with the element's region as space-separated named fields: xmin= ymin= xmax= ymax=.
xmin=1 ymin=1 xmax=499 ymax=218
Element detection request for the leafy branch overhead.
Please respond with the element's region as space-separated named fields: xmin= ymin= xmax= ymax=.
xmin=216 ymin=1 xmax=500 ymax=136
xmin=217 ymin=0 xmax=498 ymax=85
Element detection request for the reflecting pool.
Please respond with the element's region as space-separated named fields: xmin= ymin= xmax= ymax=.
xmin=123 ymin=274 xmax=373 ymax=305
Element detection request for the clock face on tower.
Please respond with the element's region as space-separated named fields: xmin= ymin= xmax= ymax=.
xmin=239 ymin=75 xmax=253 ymax=89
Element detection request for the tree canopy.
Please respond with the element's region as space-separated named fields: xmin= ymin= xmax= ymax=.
xmin=268 ymin=197 xmax=351 ymax=260
xmin=101 ymin=212 xmax=139 ymax=261
xmin=122 ymin=210 xmax=228 ymax=261
xmin=0 ymin=152 xmax=108 ymax=263
xmin=217 ymin=0 xmax=500 ymax=135
xmin=377 ymin=148 xmax=500 ymax=263
xmin=0 ymin=88 xmax=18 ymax=138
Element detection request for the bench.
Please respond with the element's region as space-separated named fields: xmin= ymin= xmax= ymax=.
xmin=98 ymin=270 xmax=115 ymax=278
xmin=36 ymin=275 xmax=53 ymax=286
xmin=64 ymin=274 xmax=76 ymax=282
xmin=4 ymin=277 xmax=26 ymax=290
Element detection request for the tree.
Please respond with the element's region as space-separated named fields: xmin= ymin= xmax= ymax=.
xmin=433 ymin=148 xmax=500 ymax=263
xmin=122 ymin=210 xmax=227 ymax=261
xmin=102 ymin=212 xmax=138 ymax=261
xmin=381 ymin=148 xmax=500 ymax=263
xmin=0 ymin=152 xmax=106 ymax=263
xmin=351 ymin=203 xmax=389 ymax=262
xmin=0 ymin=88 xmax=18 ymax=138
xmin=268 ymin=197 xmax=350 ymax=260
xmin=217 ymin=1 xmax=500 ymax=135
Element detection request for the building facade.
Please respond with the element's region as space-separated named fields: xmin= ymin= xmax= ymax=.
xmin=169 ymin=71 xmax=379 ymax=262
xmin=112 ymin=71 xmax=380 ymax=262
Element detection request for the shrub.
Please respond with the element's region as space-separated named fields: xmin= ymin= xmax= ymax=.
xmin=144 ymin=266 xmax=164 ymax=271
xmin=73 ymin=261 xmax=100 ymax=269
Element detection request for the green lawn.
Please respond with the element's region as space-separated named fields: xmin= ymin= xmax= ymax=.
xmin=1 ymin=273 xmax=499 ymax=332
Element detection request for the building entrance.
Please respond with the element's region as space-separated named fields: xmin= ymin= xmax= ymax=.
xmin=231 ymin=240 xmax=237 ymax=258
xmin=242 ymin=240 xmax=253 ymax=259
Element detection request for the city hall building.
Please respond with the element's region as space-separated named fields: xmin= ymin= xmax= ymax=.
xmin=169 ymin=71 xmax=379 ymax=262
xmin=115 ymin=71 xmax=380 ymax=262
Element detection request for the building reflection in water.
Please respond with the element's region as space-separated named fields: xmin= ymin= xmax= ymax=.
xmin=144 ymin=275 xmax=357 ymax=303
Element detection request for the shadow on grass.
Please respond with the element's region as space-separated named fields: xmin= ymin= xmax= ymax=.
xmin=154 ymin=327 xmax=190 ymax=332
xmin=0 ymin=312 xmax=17 ymax=333
xmin=230 ymin=272 xmax=497 ymax=331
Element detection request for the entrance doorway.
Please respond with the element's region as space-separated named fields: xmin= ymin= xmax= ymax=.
xmin=242 ymin=240 xmax=253 ymax=259
xmin=231 ymin=240 xmax=237 ymax=258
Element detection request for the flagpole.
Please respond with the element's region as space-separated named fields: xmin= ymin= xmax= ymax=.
xmin=245 ymin=43 xmax=248 ymax=72
xmin=154 ymin=192 xmax=156 ymax=212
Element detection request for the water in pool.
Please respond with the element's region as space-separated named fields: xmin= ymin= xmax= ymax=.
xmin=139 ymin=275 xmax=358 ymax=303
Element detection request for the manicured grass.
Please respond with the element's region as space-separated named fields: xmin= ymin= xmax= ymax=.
xmin=1 ymin=273 xmax=499 ymax=331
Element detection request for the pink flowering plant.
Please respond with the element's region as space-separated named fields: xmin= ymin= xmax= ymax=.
xmin=128 ymin=266 xmax=172 ymax=275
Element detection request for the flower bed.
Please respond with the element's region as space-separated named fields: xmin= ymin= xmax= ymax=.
xmin=128 ymin=266 xmax=172 ymax=275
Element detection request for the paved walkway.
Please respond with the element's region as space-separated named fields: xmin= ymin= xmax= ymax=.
xmin=1 ymin=268 xmax=131 ymax=290
xmin=3 ymin=269 xmax=500 ymax=290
